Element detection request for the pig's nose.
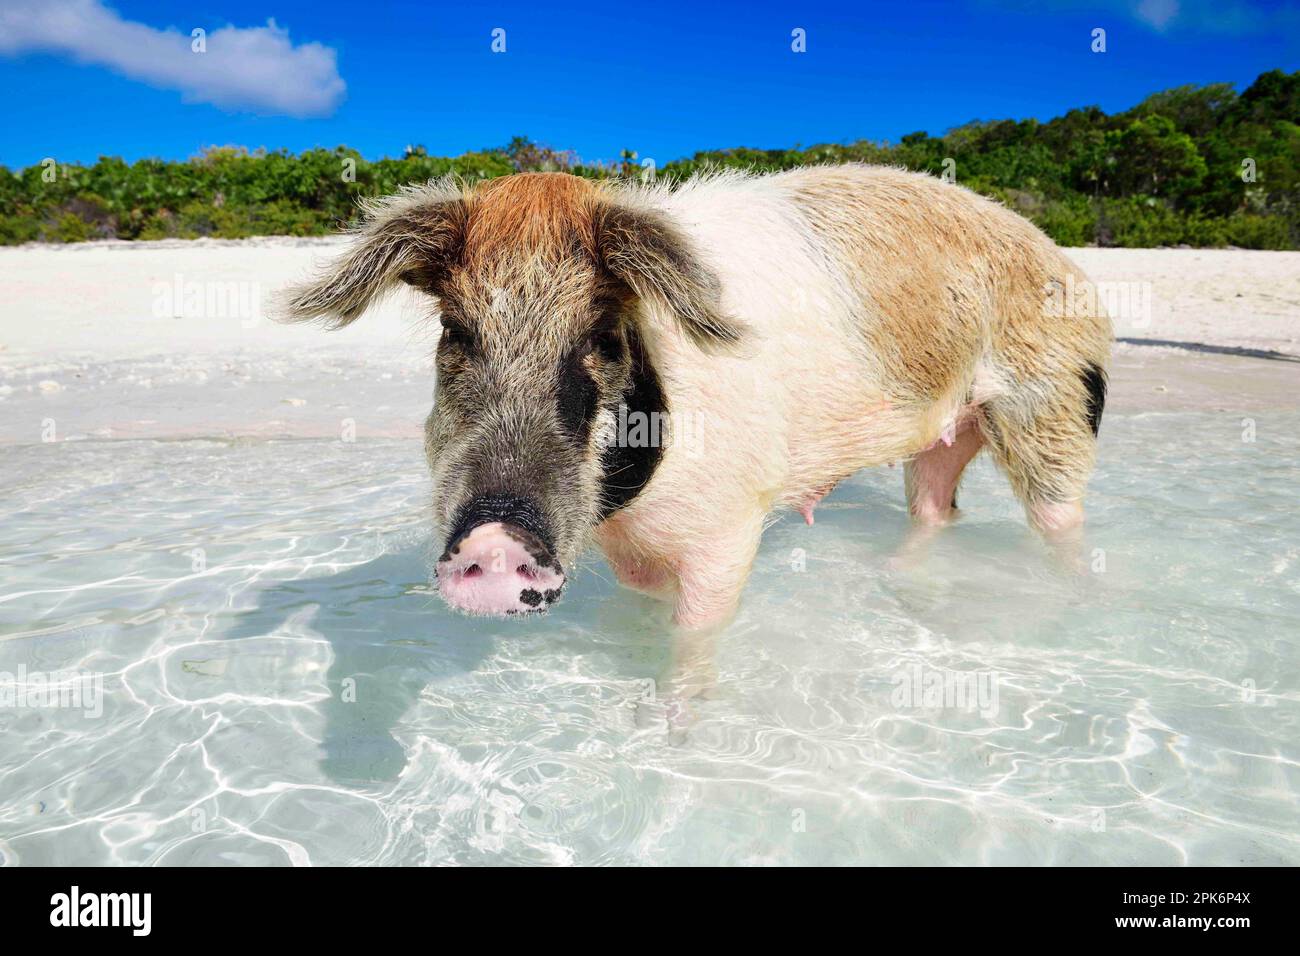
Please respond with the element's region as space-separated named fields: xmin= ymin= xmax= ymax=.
xmin=436 ymin=521 xmax=565 ymax=616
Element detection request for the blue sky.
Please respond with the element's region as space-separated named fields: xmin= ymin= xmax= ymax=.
xmin=0 ymin=0 xmax=1296 ymax=169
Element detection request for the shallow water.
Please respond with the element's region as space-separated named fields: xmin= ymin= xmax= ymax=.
xmin=1 ymin=412 xmax=1297 ymax=866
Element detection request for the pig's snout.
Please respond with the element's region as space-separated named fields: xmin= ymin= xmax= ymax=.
xmin=436 ymin=496 xmax=565 ymax=617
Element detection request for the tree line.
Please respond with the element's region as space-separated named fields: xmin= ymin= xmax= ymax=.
xmin=2 ymin=69 xmax=1295 ymax=249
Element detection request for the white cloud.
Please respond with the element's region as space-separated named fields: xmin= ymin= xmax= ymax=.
xmin=0 ymin=0 xmax=345 ymax=117
xmin=983 ymin=0 xmax=1296 ymax=37
xmin=1134 ymin=0 xmax=1180 ymax=31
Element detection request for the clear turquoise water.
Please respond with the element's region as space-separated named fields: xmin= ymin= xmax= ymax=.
xmin=1 ymin=412 xmax=1297 ymax=865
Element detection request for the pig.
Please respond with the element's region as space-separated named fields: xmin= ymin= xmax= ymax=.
xmin=278 ymin=166 xmax=1111 ymax=629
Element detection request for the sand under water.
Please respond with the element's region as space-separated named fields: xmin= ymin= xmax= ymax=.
xmin=0 ymin=240 xmax=1296 ymax=865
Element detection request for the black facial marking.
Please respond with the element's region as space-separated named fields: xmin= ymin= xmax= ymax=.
xmin=555 ymin=304 xmax=625 ymax=445
xmin=1081 ymin=363 xmax=1107 ymax=437
xmin=556 ymin=344 xmax=599 ymax=443
xmin=597 ymin=324 xmax=666 ymax=521
xmin=519 ymin=588 xmax=543 ymax=607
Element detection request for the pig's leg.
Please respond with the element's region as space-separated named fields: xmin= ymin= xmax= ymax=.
xmin=671 ymin=514 xmax=765 ymax=631
xmin=632 ymin=521 xmax=761 ymax=733
xmin=982 ymin=383 xmax=1098 ymax=536
xmin=903 ymin=417 xmax=984 ymax=524
xmin=646 ymin=520 xmax=761 ymax=733
xmin=635 ymin=619 xmax=722 ymax=735
xmin=887 ymin=519 xmax=944 ymax=572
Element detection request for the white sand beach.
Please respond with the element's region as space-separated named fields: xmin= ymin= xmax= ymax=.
xmin=0 ymin=240 xmax=1296 ymax=443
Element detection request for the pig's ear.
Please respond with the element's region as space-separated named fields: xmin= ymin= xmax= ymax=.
xmin=593 ymin=201 xmax=744 ymax=349
xmin=276 ymin=185 xmax=467 ymax=329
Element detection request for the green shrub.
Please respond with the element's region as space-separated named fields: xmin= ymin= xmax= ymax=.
xmin=0 ymin=212 xmax=40 ymax=243
xmin=1094 ymin=197 xmax=1185 ymax=247
xmin=1223 ymin=214 xmax=1292 ymax=249
xmin=53 ymin=212 xmax=93 ymax=243
xmin=1033 ymin=199 xmax=1096 ymax=246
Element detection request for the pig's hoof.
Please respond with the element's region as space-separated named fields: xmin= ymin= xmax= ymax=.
xmin=435 ymin=521 xmax=565 ymax=617
xmin=633 ymin=699 xmax=666 ymax=731
xmin=633 ymin=697 xmax=692 ymax=738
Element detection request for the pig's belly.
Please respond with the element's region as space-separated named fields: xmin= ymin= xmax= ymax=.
xmin=777 ymin=396 xmax=978 ymax=518
xmin=780 ymin=397 xmax=920 ymax=487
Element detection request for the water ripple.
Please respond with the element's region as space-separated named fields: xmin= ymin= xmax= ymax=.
xmin=1 ymin=416 xmax=1297 ymax=864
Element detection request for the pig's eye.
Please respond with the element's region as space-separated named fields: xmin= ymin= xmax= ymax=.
xmin=440 ymin=320 xmax=472 ymax=349
xmin=586 ymin=318 xmax=623 ymax=362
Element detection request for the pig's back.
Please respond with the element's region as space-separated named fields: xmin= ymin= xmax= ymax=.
xmin=771 ymin=164 xmax=1101 ymax=404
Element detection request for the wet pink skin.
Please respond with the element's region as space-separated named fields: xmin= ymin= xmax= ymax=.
xmin=909 ymin=420 xmax=984 ymax=523
xmin=436 ymin=522 xmax=565 ymax=616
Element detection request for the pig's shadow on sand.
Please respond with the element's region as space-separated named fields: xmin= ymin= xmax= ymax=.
xmin=219 ymin=546 xmax=641 ymax=786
